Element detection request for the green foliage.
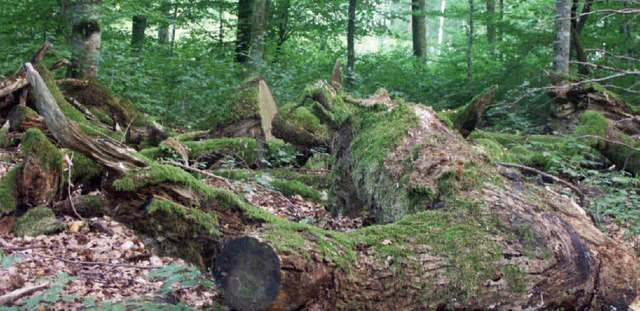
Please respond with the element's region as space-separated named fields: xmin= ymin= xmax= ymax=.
xmin=0 ymin=249 xmax=23 ymax=268
xmin=148 ymin=264 xmax=214 ymax=296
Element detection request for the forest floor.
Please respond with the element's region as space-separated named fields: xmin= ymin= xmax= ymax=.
xmin=0 ymin=146 xmax=363 ymax=309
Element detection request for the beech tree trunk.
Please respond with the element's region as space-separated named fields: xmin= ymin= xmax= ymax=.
xmin=247 ymin=0 xmax=269 ymax=73
xmin=63 ymin=0 xmax=102 ymax=79
xmin=553 ymin=0 xmax=571 ymax=75
xmin=411 ymin=0 xmax=427 ymax=58
xmin=486 ymin=0 xmax=496 ymax=45
xmin=19 ymin=61 xmax=640 ymax=311
xmin=346 ymin=0 xmax=357 ymax=88
xmin=236 ymin=0 xmax=254 ymax=64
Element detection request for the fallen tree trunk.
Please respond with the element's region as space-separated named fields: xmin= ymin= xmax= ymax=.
xmin=21 ymin=63 xmax=640 ymax=310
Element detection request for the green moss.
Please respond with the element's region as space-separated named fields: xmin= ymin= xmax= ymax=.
xmin=14 ymin=206 xmax=66 ymax=237
xmin=277 ymin=104 xmax=332 ymax=141
xmin=468 ymin=130 xmax=523 ymax=148
xmin=147 ymin=199 xmax=221 ymax=237
xmin=576 ymin=111 xmax=608 ymax=137
xmin=350 ymin=104 xmax=419 ymax=184
xmin=21 ymin=129 xmax=64 ymax=172
xmin=504 ymin=264 xmax=526 ymax=293
xmin=69 ymin=152 xmax=103 ymax=185
xmin=472 ymin=138 xmax=518 ymax=163
xmin=436 ymin=111 xmax=454 ymax=128
xmin=351 ymin=208 xmax=501 ymax=299
xmin=0 ymin=130 xmax=11 ymax=148
xmin=272 ymin=179 xmax=322 ymax=201
xmin=0 ymin=164 xmax=21 ymax=213
xmin=208 ymin=84 xmax=260 ymax=130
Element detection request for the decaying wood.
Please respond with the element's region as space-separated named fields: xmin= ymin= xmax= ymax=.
xmin=0 ymin=42 xmax=52 ymax=106
xmin=331 ymin=60 xmax=343 ymax=92
xmin=440 ymin=85 xmax=498 ymax=137
xmin=0 ymin=283 xmax=49 ymax=305
xmin=25 ymin=63 xmax=147 ymax=174
xmin=8 ymin=106 xmax=47 ymax=132
xmin=496 ymin=161 xmax=585 ymax=204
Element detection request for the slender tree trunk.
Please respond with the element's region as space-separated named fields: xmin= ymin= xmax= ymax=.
xmin=467 ymin=0 xmax=474 ymax=96
xmin=570 ymin=0 xmax=592 ymax=76
xmin=236 ymin=0 xmax=254 ymax=63
xmin=486 ymin=0 xmax=496 ymax=46
xmin=497 ymin=0 xmax=504 ymax=42
xmin=63 ymin=0 xmax=102 ymax=79
xmin=553 ymin=0 xmax=571 ymax=75
xmin=437 ymin=0 xmax=446 ymax=56
xmin=346 ymin=0 xmax=357 ymax=88
xmin=411 ymin=0 xmax=427 ymax=58
xmin=246 ymin=0 xmax=269 ymax=73
xmin=274 ymin=0 xmax=291 ymax=62
xmin=131 ymin=15 xmax=147 ymax=49
xmin=170 ymin=3 xmax=178 ymax=55
xmin=219 ymin=9 xmax=225 ymax=44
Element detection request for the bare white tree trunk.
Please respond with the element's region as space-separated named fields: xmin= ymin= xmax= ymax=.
xmin=437 ymin=0 xmax=447 ymax=56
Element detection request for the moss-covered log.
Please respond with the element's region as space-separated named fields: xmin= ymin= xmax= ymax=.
xmin=439 ymin=85 xmax=498 ymax=137
xmin=22 ymin=61 xmax=640 ymax=310
xmin=574 ymin=111 xmax=640 ymax=174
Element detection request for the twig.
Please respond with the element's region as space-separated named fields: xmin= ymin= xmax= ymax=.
xmin=576 ymin=135 xmax=640 ymax=153
xmin=158 ymin=160 xmax=234 ymax=189
xmin=39 ymin=254 xmax=163 ymax=269
xmin=64 ymin=153 xmax=83 ymax=221
xmin=0 ymin=283 xmax=49 ymax=305
xmin=496 ymin=162 xmax=585 ymax=205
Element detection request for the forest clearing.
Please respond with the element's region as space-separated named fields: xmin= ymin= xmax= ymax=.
xmin=0 ymin=0 xmax=639 ymax=310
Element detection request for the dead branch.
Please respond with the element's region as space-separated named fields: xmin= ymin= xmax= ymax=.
xmin=576 ymin=135 xmax=640 ymax=153
xmin=39 ymin=254 xmax=163 ymax=270
xmin=157 ymin=159 xmax=234 ymax=189
xmin=0 ymin=283 xmax=50 ymax=305
xmin=496 ymin=162 xmax=586 ymax=204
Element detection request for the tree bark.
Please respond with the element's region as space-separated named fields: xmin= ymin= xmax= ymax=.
xmin=486 ymin=0 xmax=496 ymax=45
xmin=247 ymin=0 xmax=269 ymax=73
xmin=553 ymin=0 xmax=571 ymax=75
xmin=467 ymin=0 xmax=474 ymax=96
xmin=411 ymin=0 xmax=427 ymax=58
xmin=570 ymin=0 xmax=592 ymax=76
xmin=131 ymin=15 xmax=147 ymax=49
xmin=236 ymin=0 xmax=254 ymax=64
xmin=21 ymin=63 xmax=640 ymax=310
xmin=63 ymin=0 xmax=102 ymax=79
xmin=346 ymin=0 xmax=357 ymax=88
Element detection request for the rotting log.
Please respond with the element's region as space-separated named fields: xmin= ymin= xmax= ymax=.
xmin=25 ymin=63 xmax=147 ymax=174
xmin=23 ymin=62 xmax=640 ymax=310
xmin=438 ymin=85 xmax=498 ymax=137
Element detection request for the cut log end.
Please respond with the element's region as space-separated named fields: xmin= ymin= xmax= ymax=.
xmin=214 ymin=237 xmax=282 ymax=311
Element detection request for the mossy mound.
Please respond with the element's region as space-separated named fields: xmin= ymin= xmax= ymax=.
xmin=0 ymin=164 xmax=21 ymax=213
xmin=272 ymin=179 xmax=322 ymax=202
xmin=21 ymin=129 xmax=64 ymax=172
xmin=14 ymin=206 xmax=66 ymax=237
xmin=206 ymin=80 xmax=261 ymax=130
